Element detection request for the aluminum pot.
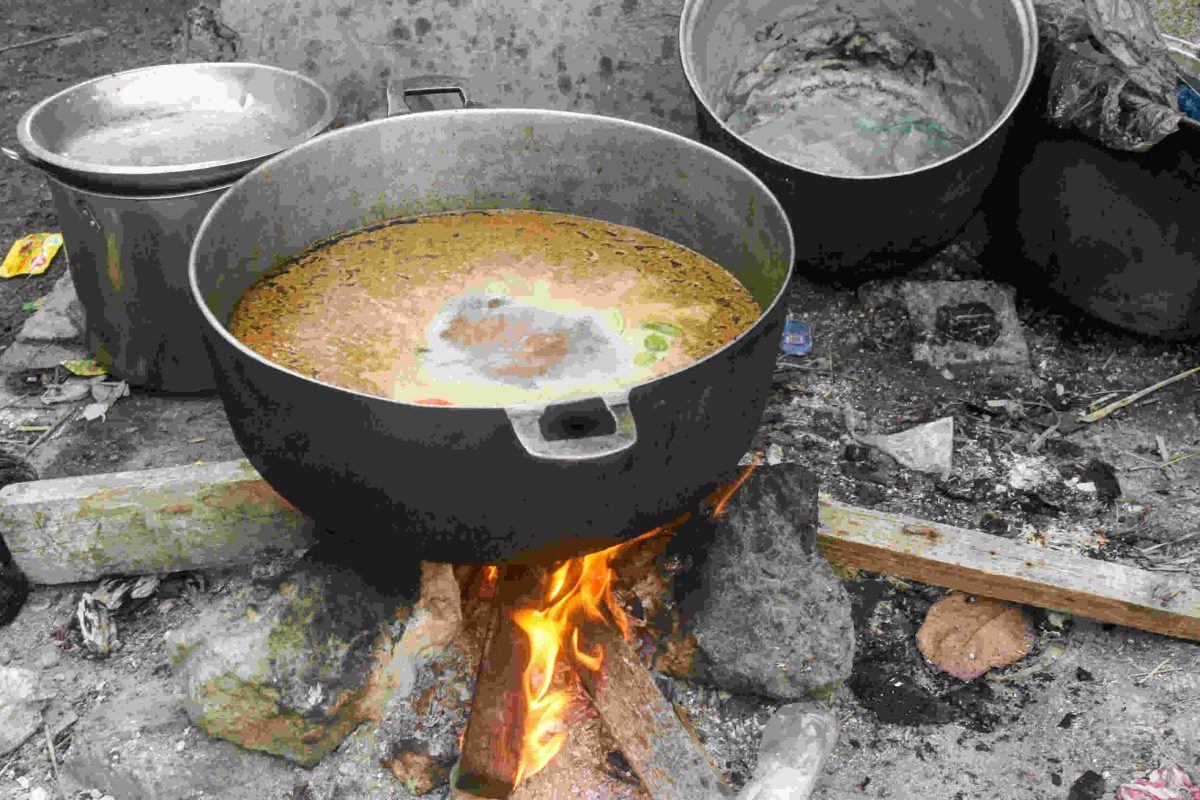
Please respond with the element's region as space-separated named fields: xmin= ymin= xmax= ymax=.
xmin=189 ymin=78 xmax=794 ymax=565
xmin=37 ymin=176 xmax=233 ymax=391
xmin=5 ymin=62 xmax=336 ymax=391
xmin=679 ymin=0 xmax=1038 ymax=278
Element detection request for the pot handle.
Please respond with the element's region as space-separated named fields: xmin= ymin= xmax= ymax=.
xmin=386 ymin=75 xmax=485 ymax=116
xmin=506 ymin=391 xmax=638 ymax=462
xmin=1 ymin=146 xmax=31 ymax=167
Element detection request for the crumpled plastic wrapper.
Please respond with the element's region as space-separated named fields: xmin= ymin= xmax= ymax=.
xmin=1115 ymin=764 xmax=1200 ymax=800
xmin=1034 ymin=0 xmax=1186 ymax=151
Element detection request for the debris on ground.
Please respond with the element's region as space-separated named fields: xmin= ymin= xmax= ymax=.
xmin=739 ymin=702 xmax=839 ymax=800
xmin=76 ymin=593 xmax=120 ymax=656
xmin=915 ymin=593 xmax=1033 ymax=681
xmin=60 ymin=359 xmax=107 ymax=377
xmin=781 ymin=318 xmax=812 ymax=356
xmin=1116 ymin=764 xmax=1200 ymax=800
xmin=855 ymin=417 xmax=954 ymax=479
xmin=82 ymin=380 xmax=129 ymax=422
xmin=0 ymin=234 xmax=62 ymax=279
xmin=39 ymin=378 xmax=93 ymax=405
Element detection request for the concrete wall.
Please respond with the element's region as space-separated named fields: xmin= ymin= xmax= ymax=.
xmin=216 ymin=0 xmax=701 ymax=137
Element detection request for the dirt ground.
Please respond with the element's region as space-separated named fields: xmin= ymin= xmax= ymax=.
xmin=0 ymin=1 xmax=1198 ymax=799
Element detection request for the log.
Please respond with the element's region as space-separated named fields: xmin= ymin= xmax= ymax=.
xmin=454 ymin=565 xmax=543 ymax=799
xmin=575 ymin=622 xmax=733 ymax=800
xmin=0 ymin=460 xmax=315 ymax=584
xmin=817 ymin=495 xmax=1200 ymax=643
xmin=4 ymin=459 xmax=1197 ymax=645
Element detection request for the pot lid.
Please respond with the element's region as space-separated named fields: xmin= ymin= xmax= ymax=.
xmin=16 ymin=62 xmax=337 ymax=193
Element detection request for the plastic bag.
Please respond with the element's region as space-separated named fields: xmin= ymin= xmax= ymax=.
xmin=1034 ymin=0 xmax=1190 ymax=151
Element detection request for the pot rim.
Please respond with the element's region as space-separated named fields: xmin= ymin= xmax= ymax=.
xmin=677 ymin=0 xmax=1040 ymax=181
xmin=188 ymin=107 xmax=796 ymax=413
xmin=16 ymin=62 xmax=337 ymax=189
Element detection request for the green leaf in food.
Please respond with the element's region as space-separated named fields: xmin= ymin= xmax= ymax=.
xmin=641 ymin=321 xmax=682 ymax=337
xmin=634 ymin=352 xmax=658 ymax=367
xmin=644 ymin=334 xmax=669 ymax=352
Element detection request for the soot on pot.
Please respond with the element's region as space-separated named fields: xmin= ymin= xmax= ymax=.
xmin=719 ymin=3 xmax=998 ymax=177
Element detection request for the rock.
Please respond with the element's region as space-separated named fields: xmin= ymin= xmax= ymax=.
xmin=16 ymin=272 xmax=84 ymax=344
xmin=657 ymin=463 xmax=855 ymax=701
xmin=860 ymin=280 xmax=1030 ymax=371
xmin=172 ymin=4 xmax=240 ymax=62
xmin=739 ymin=702 xmax=839 ymax=800
xmin=166 ymin=546 xmax=462 ymax=767
xmin=855 ymin=417 xmax=954 ymax=479
xmin=61 ymin=675 xmax=295 ymax=800
xmin=1067 ymin=770 xmax=1107 ymax=800
xmin=0 ymin=666 xmax=53 ymax=757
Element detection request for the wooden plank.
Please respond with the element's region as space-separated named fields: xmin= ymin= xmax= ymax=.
xmin=5 ymin=458 xmax=1196 ymax=643
xmin=817 ymin=495 xmax=1200 ymax=643
xmin=575 ymin=622 xmax=733 ymax=800
xmin=454 ymin=565 xmax=542 ymax=799
xmin=0 ymin=460 xmax=315 ymax=584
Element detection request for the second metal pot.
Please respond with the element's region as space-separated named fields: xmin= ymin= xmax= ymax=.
xmin=679 ymin=0 xmax=1039 ymax=278
xmin=42 ymin=175 xmax=233 ymax=391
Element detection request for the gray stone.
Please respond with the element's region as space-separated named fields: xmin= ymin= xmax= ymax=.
xmin=740 ymin=702 xmax=839 ymax=800
xmin=212 ymin=0 xmax=699 ymax=136
xmin=61 ymin=675 xmax=296 ymax=800
xmin=662 ymin=464 xmax=856 ymax=701
xmin=0 ymin=341 xmax=89 ymax=372
xmin=165 ymin=550 xmax=461 ymax=767
xmin=17 ymin=271 xmax=85 ymax=344
xmin=0 ymin=666 xmax=52 ymax=758
xmin=860 ymin=280 xmax=1030 ymax=371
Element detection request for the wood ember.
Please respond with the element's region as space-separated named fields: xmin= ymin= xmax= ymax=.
xmin=454 ymin=565 xmax=544 ymax=798
xmin=574 ymin=621 xmax=734 ymax=800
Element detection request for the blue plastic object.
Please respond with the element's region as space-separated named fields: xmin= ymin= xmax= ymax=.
xmin=781 ymin=319 xmax=812 ymax=355
xmin=1179 ymin=80 xmax=1200 ymax=122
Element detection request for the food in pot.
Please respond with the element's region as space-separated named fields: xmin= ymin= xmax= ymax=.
xmin=227 ymin=209 xmax=761 ymax=406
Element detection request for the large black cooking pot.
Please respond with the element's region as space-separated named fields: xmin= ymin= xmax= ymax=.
xmin=679 ymin=0 xmax=1038 ymax=278
xmin=188 ymin=79 xmax=794 ymax=565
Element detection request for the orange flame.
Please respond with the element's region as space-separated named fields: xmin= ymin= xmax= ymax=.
xmin=503 ymin=455 xmax=761 ymax=787
xmin=509 ymin=535 xmax=638 ymax=787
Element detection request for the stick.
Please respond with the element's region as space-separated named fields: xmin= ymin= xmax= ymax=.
xmin=0 ymin=31 xmax=83 ymax=54
xmin=41 ymin=715 xmax=62 ymax=800
xmin=1077 ymin=365 xmax=1199 ymax=423
xmin=454 ymin=565 xmax=542 ymax=799
xmin=817 ymin=495 xmax=1200 ymax=642
xmin=574 ymin=623 xmax=732 ymax=800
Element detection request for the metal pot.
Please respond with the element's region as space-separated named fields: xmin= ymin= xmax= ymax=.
xmin=189 ymin=78 xmax=794 ymax=565
xmin=678 ymin=0 xmax=1038 ymax=278
xmin=14 ymin=62 xmax=337 ymax=194
xmin=5 ymin=62 xmax=337 ymax=391
xmin=42 ymin=176 xmax=234 ymax=391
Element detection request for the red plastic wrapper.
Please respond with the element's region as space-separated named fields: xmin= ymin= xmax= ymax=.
xmin=1116 ymin=764 xmax=1200 ymax=800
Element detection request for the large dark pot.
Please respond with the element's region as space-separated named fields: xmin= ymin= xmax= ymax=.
xmin=189 ymin=81 xmax=794 ymax=565
xmin=678 ymin=0 xmax=1038 ymax=278
xmin=980 ymin=40 xmax=1200 ymax=340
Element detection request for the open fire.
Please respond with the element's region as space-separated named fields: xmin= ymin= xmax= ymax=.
xmin=473 ymin=455 xmax=763 ymax=795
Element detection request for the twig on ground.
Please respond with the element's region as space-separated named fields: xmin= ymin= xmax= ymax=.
xmin=0 ymin=31 xmax=83 ymax=54
xmin=42 ymin=715 xmax=64 ymax=799
xmin=23 ymin=408 xmax=78 ymax=458
xmin=1127 ymin=451 xmax=1200 ymax=472
xmin=1156 ymin=435 xmax=1171 ymax=463
xmin=1139 ymin=531 xmax=1200 ymax=554
xmin=1137 ymin=656 xmax=1173 ymax=685
xmin=1078 ymin=366 xmax=1200 ymax=423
